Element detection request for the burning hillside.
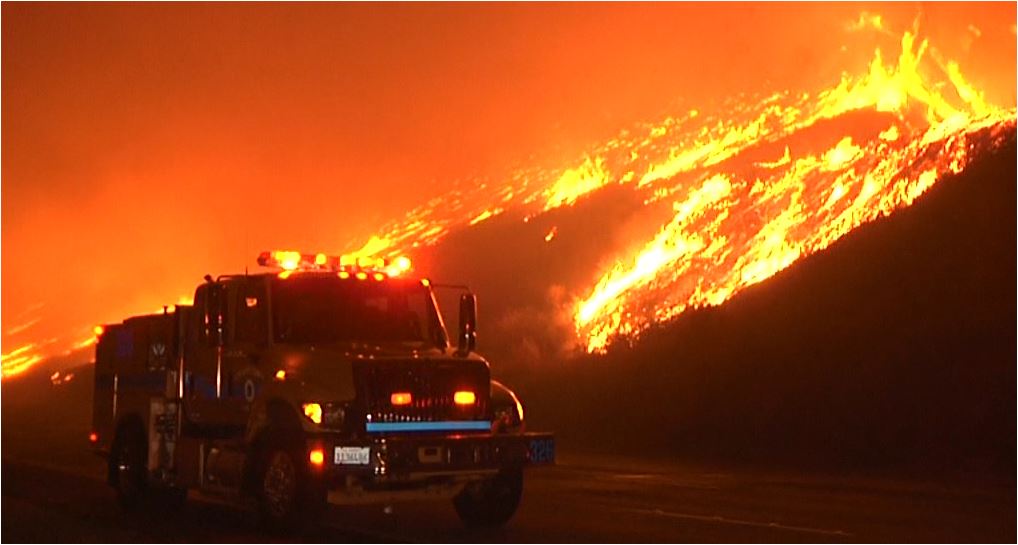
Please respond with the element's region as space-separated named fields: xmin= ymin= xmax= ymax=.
xmin=1 ymin=11 xmax=1015 ymax=377
xmin=342 ymin=20 xmax=1017 ymax=353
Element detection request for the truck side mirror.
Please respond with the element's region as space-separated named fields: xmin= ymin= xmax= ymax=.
xmin=205 ymin=282 xmax=226 ymax=348
xmin=458 ymin=293 xmax=477 ymax=354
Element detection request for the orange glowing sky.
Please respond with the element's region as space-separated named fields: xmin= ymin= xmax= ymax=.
xmin=2 ymin=3 xmax=1015 ymax=371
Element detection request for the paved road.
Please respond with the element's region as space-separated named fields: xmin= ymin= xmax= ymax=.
xmin=2 ymin=452 xmax=1013 ymax=542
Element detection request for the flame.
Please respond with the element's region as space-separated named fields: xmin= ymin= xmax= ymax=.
xmin=341 ymin=18 xmax=1014 ymax=353
xmin=540 ymin=157 xmax=611 ymax=211
xmin=5 ymin=318 xmax=41 ymax=337
xmin=572 ymin=27 xmax=1013 ymax=351
xmin=544 ymin=226 xmax=558 ymax=243
xmin=2 ymin=344 xmax=44 ymax=379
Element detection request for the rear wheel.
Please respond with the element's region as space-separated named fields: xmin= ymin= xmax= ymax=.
xmin=111 ymin=428 xmax=148 ymax=510
xmin=453 ymin=468 xmax=524 ymax=528
xmin=157 ymin=487 xmax=188 ymax=511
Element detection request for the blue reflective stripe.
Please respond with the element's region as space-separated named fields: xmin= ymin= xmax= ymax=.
xmin=366 ymin=421 xmax=491 ymax=433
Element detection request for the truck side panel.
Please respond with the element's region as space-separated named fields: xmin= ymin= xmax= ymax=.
xmin=92 ymin=313 xmax=179 ymax=455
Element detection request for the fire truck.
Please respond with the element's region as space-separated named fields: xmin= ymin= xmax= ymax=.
xmin=90 ymin=251 xmax=555 ymax=529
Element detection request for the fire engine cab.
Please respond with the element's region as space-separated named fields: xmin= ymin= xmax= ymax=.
xmin=90 ymin=251 xmax=555 ymax=529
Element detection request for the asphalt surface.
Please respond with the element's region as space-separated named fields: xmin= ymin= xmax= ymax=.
xmin=2 ymin=450 xmax=1013 ymax=543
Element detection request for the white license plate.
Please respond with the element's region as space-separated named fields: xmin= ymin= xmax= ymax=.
xmin=334 ymin=446 xmax=371 ymax=465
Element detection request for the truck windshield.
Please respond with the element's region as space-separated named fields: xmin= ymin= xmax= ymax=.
xmin=271 ymin=276 xmax=446 ymax=346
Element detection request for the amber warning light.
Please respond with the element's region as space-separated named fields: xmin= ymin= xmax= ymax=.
xmin=302 ymin=403 xmax=323 ymax=425
xmin=257 ymin=250 xmax=412 ymax=277
xmin=391 ymin=392 xmax=413 ymax=406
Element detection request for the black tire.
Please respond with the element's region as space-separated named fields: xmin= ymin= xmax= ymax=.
xmin=111 ymin=426 xmax=149 ymax=510
xmin=453 ymin=468 xmax=524 ymax=528
xmin=156 ymin=486 xmax=188 ymax=511
xmin=256 ymin=445 xmax=324 ymax=533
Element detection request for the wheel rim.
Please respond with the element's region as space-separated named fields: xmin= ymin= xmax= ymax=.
xmin=263 ymin=452 xmax=297 ymax=518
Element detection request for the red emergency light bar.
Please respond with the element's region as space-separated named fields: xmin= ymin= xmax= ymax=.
xmin=257 ymin=250 xmax=412 ymax=277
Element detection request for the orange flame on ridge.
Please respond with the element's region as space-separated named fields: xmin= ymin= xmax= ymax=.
xmin=344 ymin=19 xmax=1015 ymax=353
xmin=572 ymin=26 xmax=1014 ymax=351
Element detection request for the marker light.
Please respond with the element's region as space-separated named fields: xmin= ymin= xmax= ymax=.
xmin=274 ymin=370 xmax=286 ymax=381
xmin=309 ymin=448 xmax=325 ymax=466
xmin=356 ymin=272 xmax=368 ymax=280
xmin=338 ymin=271 xmax=350 ymax=279
xmin=89 ymin=432 xmax=98 ymax=443
xmin=373 ymin=272 xmax=385 ymax=281
xmin=257 ymin=250 xmax=413 ymax=276
xmin=454 ymin=391 xmax=476 ymax=405
xmin=303 ymin=403 xmax=323 ymax=424
xmin=390 ymin=392 xmax=412 ymax=406
xmin=93 ymin=325 xmax=105 ymax=337
xmin=273 ymin=250 xmax=302 ymax=271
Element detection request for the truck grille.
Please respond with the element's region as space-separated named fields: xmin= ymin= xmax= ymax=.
xmin=354 ymin=359 xmax=490 ymax=426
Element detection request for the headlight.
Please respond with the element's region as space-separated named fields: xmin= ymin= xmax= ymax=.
xmin=303 ymin=402 xmax=347 ymax=429
xmin=302 ymin=403 xmax=323 ymax=424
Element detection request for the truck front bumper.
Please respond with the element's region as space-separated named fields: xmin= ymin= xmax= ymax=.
xmin=311 ymin=432 xmax=555 ymax=481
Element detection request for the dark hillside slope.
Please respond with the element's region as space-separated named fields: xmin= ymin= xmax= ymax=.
xmin=515 ymin=130 xmax=1016 ymax=476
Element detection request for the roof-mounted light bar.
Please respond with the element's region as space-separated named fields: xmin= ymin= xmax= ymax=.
xmin=257 ymin=250 xmax=413 ymax=277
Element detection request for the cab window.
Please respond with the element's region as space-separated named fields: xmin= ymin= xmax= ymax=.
xmin=233 ymin=282 xmax=268 ymax=345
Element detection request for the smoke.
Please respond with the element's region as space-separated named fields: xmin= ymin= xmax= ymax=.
xmin=488 ymin=284 xmax=579 ymax=368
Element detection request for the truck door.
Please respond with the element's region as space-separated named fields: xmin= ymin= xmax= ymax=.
xmin=220 ymin=278 xmax=269 ymax=424
xmin=182 ymin=282 xmax=231 ymax=431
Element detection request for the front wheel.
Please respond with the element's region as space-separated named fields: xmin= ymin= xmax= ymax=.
xmin=453 ymin=468 xmax=523 ymax=528
xmin=257 ymin=446 xmax=324 ymax=532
